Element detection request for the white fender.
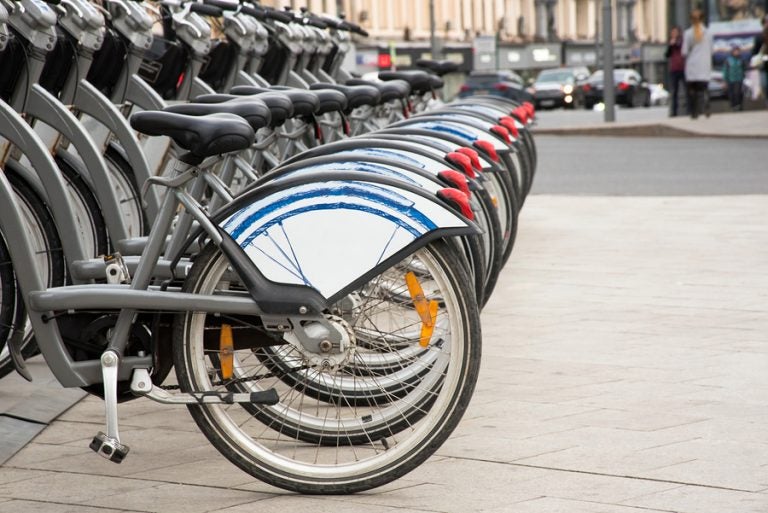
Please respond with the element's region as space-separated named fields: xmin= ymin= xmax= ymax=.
xmin=218 ymin=178 xmax=472 ymax=301
xmin=397 ymin=120 xmax=507 ymax=151
xmin=269 ymin=161 xmax=444 ymax=192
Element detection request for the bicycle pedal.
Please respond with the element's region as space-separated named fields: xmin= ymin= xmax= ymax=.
xmin=89 ymin=432 xmax=130 ymax=464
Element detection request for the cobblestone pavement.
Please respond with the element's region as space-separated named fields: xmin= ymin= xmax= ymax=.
xmin=0 ymin=194 xmax=766 ymax=513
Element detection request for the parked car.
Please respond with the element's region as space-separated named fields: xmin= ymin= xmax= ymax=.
xmin=458 ymin=70 xmax=533 ymax=102
xmin=648 ymin=83 xmax=670 ymax=106
xmin=708 ymin=70 xmax=728 ymax=100
xmin=528 ymin=67 xmax=590 ymax=109
xmin=582 ymin=69 xmax=652 ymax=108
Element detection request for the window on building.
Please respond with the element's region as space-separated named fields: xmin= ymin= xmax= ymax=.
xmin=576 ymin=0 xmax=591 ymax=39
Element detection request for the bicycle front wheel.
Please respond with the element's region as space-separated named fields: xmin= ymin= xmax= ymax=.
xmin=172 ymin=239 xmax=481 ymax=494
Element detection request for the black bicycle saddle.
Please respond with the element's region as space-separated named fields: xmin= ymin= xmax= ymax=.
xmin=194 ymin=92 xmax=294 ymax=127
xmin=378 ymin=70 xmax=443 ymax=95
xmin=345 ymin=78 xmax=411 ymax=103
xmin=230 ymin=86 xmax=319 ymax=117
xmin=163 ymin=99 xmax=271 ymax=131
xmin=130 ymin=111 xmax=254 ymax=161
xmin=415 ymin=59 xmax=460 ymax=76
xmin=309 ymin=87 xmax=348 ymax=115
xmin=309 ymin=83 xmax=381 ymax=110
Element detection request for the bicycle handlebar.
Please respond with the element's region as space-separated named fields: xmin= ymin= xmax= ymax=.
xmin=262 ymin=6 xmax=293 ymax=23
xmin=201 ymin=0 xmax=239 ymax=12
xmin=188 ymin=2 xmax=223 ymax=17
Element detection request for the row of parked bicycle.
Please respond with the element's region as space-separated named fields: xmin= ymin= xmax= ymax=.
xmin=0 ymin=0 xmax=537 ymax=495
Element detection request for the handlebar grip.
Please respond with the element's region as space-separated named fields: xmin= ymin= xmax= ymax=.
xmin=238 ymin=4 xmax=263 ymax=20
xmin=263 ymin=7 xmax=293 ymax=24
xmin=189 ymin=2 xmax=223 ymax=16
xmin=202 ymin=0 xmax=238 ymax=12
xmin=304 ymin=15 xmax=328 ymax=29
xmin=320 ymin=17 xmax=342 ymax=29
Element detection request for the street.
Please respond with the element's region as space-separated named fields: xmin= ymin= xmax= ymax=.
xmin=532 ymin=135 xmax=768 ymax=195
xmin=532 ymin=105 xmax=673 ymax=130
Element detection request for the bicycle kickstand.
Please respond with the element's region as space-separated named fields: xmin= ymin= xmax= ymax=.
xmin=89 ymin=350 xmax=130 ymax=463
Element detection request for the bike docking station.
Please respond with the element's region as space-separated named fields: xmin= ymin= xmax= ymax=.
xmin=0 ymin=0 xmax=537 ymax=494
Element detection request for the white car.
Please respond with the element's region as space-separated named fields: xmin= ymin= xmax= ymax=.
xmin=648 ymin=83 xmax=670 ymax=106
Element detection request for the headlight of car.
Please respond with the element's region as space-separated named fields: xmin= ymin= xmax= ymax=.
xmin=563 ymin=84 xmax=574 ymax=94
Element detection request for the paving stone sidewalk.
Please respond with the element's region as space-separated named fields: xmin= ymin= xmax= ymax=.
xmin=532 ymin=108 xmax=768 ymax=139
xmin=0 ymin=195 xmax=766 ymax=512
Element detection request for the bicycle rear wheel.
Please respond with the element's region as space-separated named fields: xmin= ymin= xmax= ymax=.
xmin=0 ymin=231 xmax=19 ymax=373
xmin=0 ymin=169 xmax=67 ymax=379
xmin=172 ymin=239 xmax=481 ymax=494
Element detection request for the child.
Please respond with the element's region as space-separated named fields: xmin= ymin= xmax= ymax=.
xmin=723 ymin=46 xmax=745 ymax=111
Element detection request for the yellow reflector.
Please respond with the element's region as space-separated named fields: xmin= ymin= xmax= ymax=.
xmin=220 ymin=323 xmax=234 ymax=380
xmin=491 ymin=196 xmax=498 ymax=208
xmin=405 ymin=272 xmax=439 ymax=347
xmin=419 ymin=299 xmax=439 ymax=348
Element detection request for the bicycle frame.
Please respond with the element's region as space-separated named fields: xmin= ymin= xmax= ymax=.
xmin=0 ymin=98 xmax=479 ymax=385
xmin=0 ymin=101 xmax=90 ymax=269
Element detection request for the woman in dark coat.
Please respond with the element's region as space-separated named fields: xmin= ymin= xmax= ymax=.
xmin=666 ymin=26 xmax=686 ymax=116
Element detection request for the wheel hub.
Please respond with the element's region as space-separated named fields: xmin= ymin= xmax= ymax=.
xmin=283 ymin=315 xmax=357 ymax=372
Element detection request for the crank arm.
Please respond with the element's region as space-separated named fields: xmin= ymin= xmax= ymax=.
xmin=90 ymin=350 xmax=129 ymax=463
xmin=130 ymin=369 xmax=279 ymax=405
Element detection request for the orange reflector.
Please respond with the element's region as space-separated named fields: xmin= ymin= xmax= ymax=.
xmin=220 ymin=323 xmax=234 ymax=380
xmin=420 ymin=300 xmax=439 ymax=348
xmin=405 ymin=272 xmax=438 ymax=348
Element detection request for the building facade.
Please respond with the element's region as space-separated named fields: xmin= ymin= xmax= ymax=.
xmin=261 ymin=0 xmax=767 ymax=85
xmin=262 ymin=0 xmax=669 ymax=44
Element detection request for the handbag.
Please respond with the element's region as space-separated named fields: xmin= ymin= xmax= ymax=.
xmin=750 ymin=43 xmax=767 ymax=68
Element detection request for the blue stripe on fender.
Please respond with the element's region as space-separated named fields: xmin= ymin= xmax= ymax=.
xmin=222 ymin=182 xmax=436 ymax=240
xmin=406 ymin=122 xmax=478 ymax=143
xmin=239 ymin=202 xmax=423 ymax=248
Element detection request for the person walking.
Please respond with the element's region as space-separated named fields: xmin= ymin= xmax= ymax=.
xmin=751 ymin=15 xmax=768 ymax=106
xmin=666 ymin=26 xmax=686 ymax=116
xmin=723 ymin=46 xmax=745 ymax=110
xmin=682 ymin=9 xmax=714 ymax=119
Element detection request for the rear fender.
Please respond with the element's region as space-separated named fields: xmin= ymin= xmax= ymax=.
xmin=367 ymin=132 xmax=502 ymax=174
xmin=393 ymin=118 xmax=511 ymax=152
xmin=267 ymin=156 xmax=447 ymax=192
xmin=211 ymin=171 xmax=479 ymax=309
xmin=279 ymin=138 xmax=494 ymax=185
xmin=378 ymin=127 xmax=506 ymax=173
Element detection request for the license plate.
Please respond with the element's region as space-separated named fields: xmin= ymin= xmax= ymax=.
xmin=475 ymin=89 xmax=489 ymax=95
xmin=541 ymin=99 xmax=555 ymax=107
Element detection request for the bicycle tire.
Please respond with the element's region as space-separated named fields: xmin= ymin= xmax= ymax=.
xmin=0 ymin=231 xmax=20 ymax=378
xmin=105 ymin=143 xmax=147 ymax=238
xmin=0 ymin=169 xmax=68 ymax=378
xmin=56 ymin=156 xmax=109 ymax=257
xmin=172 ymin=238 xmax=481 ymax=493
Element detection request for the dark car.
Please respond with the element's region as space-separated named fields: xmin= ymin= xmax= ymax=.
xmin=528 ymin=67 xmax=590 ymax=109
xmin=458 ymin=70 xmax=533 ymax=103
xmin=582 ymin=69 xmax=651 ymax=108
